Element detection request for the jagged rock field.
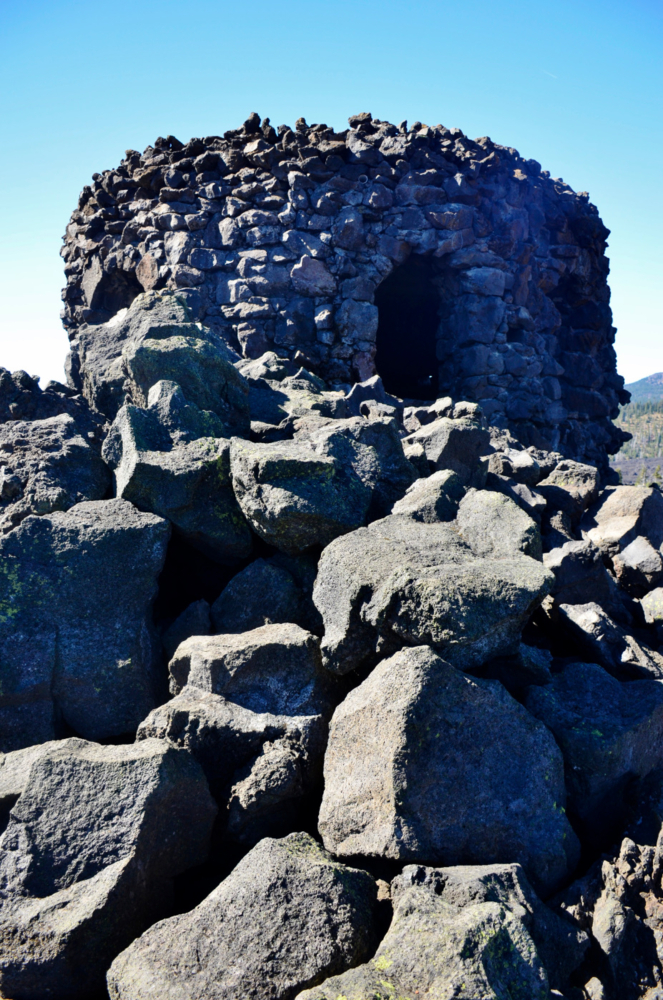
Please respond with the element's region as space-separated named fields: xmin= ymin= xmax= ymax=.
xmin=1 ymin=113 xmax=662 ymax=1000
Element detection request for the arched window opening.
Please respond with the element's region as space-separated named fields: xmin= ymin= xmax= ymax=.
xmin=375 ymin=256 xmax=440 ymax=400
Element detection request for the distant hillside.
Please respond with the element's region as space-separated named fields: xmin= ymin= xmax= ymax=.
xmin=624 ymin=372 xmax=663 ymax=403
xmin=613 ymin=400 xmax=663 ymax=462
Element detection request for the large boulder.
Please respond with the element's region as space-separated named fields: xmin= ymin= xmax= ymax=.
xmin=537 ymin=459 xmax=600 ymax=521
xmin=229 ymin=436 xmax=369 ymax=553
xmin=582 ymin=485 xmax=663 ymax=559
xmin=526 ymin=662 xmax=663 ymax=842
xmin=168 ymin=623 xmax=333 ymax=717
xmin=246 ymin=366 xmax=346 ymax=432
xmin=138 ymin=685 xmax=327 ymax=842
xmin=210 ymin=557 xmax=305 ymax=633
xmin=557 ymin=602 xmax=663 ymax=680
xmin=314 ymin=490 xmax=552 ymax=675
xmin=0 ymin=413 xmax=110 ymax=533
xmin=0 ymin=738 xmax=216 ymax=1000
xmin=401 ymin=409 xmax=490 ymax=487
xmin=582 ymin=485 xmax=663 ymax=596
xmin=229 ymin=416 xmax=414 ymax=553
xmin=390 ymin=468 xmax=464 ymax=522
xmin=102 ymin=380 xmax=252 ymax=562
xmin=106 ymin=833 xmax=378 ymax=1000
xmin=318 ymin=645 xmax=578 ymax=896
xmin=0 ymin=498 xmax=170 ymax=751
xmin=297 ymin=863 xmax=553 ymax=1000
xmin=71 ymin=290 xmax=249 ymax=431
xmin=543 ymin=538 xmax=627 ymax=619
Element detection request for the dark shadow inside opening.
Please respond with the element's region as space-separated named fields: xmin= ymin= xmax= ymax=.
xmin=375 ymin=256 xmax=440 ymax=400
xmin=88 ymin=269 xmax=143 ymax=325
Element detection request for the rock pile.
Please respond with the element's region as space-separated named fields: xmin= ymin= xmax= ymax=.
xmin=0 ymin=172 xmax=658 ymax=997
xmin=60 ymin=111 xmax=629 ymax=474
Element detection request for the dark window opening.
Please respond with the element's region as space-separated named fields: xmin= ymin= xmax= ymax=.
xmin=375 ymin=256 xmax=440 ymax=400
xmin=87 ymin=269 xmax=143 ymax=324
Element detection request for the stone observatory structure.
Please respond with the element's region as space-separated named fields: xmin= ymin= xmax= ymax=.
xmin=60 ymin=111 xmax=628 ymax=472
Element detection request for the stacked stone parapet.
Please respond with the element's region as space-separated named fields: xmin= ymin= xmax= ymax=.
xmin=60 ymin=111 xmax=629 ymax=471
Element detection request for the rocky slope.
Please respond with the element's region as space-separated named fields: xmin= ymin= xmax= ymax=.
xmin=1 ymin=289 xmax=663 ymax=1000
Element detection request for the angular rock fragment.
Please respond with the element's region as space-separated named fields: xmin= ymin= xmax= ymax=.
xmin=0 ymin=738 xmax=216 ymax=1000
xmin=314 ymin=491 xmax=552 ymax=675
xmin=0 ymin=413 xmax=110 ymax=533
xmin=107 ymin=833 xmax=378 ymax=1000
xmin=557 ymin=602 xmax=663 ymax=680
xmin=538 ymin=459 xmax=600 ymax=520
xmin=613 ymin=534 xmax=663 ymax=596
xmin=488 ymin=445 xmax=543 ymax=486
xmin=0 ymin=498 xmax=170 ymax=750
xmin=543 ymin=538 xmax=626 ymax=619
xmin=556 ymin=835 xmax=663 ymax=1000
xmin=168 ymin=623 xmax=332 ymax=716
xmin=230 ymin=437 xmax=369 ymax=552
xmin=210 ymin=557 xmax=303 ymax=632
xmin=390 ymin=468 xmax=464 ymax=522
xmin=402 ymin=410 xmax=490 ymax=486
xmin=230 ymin=416 xmax=414 ymax=552
xmin=344 ymin=374 xmax=402 ymax=417
xmin=138 ymin=685 xmax=325 ymax=840
xmin=0 ymin=367 xmax=98 ymax=425
xmin=247 ymin=367 xmax=346 ymax=431
xmin=319 ymin=645 xmax=578 ymax=895
xmin=161 ymin=599 xmax=211 ymax=660
xmin=297 ymin=863 xmax=559 ymax=1000
xmin=103 ymin=380 xmax=252 ymax=561
xmin=485 ymin=471 xmax=547 ymax=522
xmin=72 ymin=290 xmax=249 ymax=431
xmin=526 ymin=662 xmax=663 ymax=841
xmin=582 ymin=485 xmax=663 ymax=561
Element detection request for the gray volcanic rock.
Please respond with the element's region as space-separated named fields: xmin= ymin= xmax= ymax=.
xmin=390 ymin=468 xmax=464 ymax=522
xmin=543 ymin=538 xmax=626 ymax=618
xmin=0 ymin=498 xmax=170 ymax=751
xmin=526 ymin=662 xmax=663 ymax=841
xmin=318 ymin=645 xmax=578 ymax=896
xmin=102 ymin=380 xmax=252 ymax=562
xmin=485 ymin=471 xmax=548 ymax=522
xmin=106 ymin=833 xmax=378 ymax=1000
xmin=72 ymin=291 xmax=250 ymax=431
xmin=537 ymin=459 xmax=600 ymax=520
xmin=0 ymin=413 xmax=110 ymax=533
xmin=230 ymin=416 xmax=414 ymax=553
xmin=138 ymin=685 xmax=326 ymax=841
xmin=247 ymin=369 xmax=346 ymax=431
xmin=402 ymin=412 xmax=490 ymax=487
xmin=314 ymin=491 xmax=552 ymax=675
xmin=230 ymin=436 xmax=370 ymax=553
xmin=555 ymin=835 xmax=663 ymax=1000
xmin=210 ymin=558 xmax=303 ymax=632
xmin=296 ymin=862 xmax=551 ymax=1000
xmin=582 ymin=484 xmax=663 ymax=560
xmin=557 ymin=602 xmax=663 ymax=680
xmin=162 ymin=599 xmax=211 ymax=661
xmin=0 ymin=367 xmax=100 ymax=426
xmin=168 ymin=623 xmax=332 ymax=717
xmin=0 ymin=737 xmax=216 ymax=1000
xmin=581 ymin=484 xmax=663 ymax=597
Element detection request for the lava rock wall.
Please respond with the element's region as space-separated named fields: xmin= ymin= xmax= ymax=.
xmin=60 ymin=111 xmax=629 ymax=471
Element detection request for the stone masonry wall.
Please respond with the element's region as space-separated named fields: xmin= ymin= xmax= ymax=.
xmin=60 ymin=111 xmax=629 ymax=471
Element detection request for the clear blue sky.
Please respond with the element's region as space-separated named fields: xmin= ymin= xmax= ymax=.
xmin=0 ymin=0 xmax=660 ymax=386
